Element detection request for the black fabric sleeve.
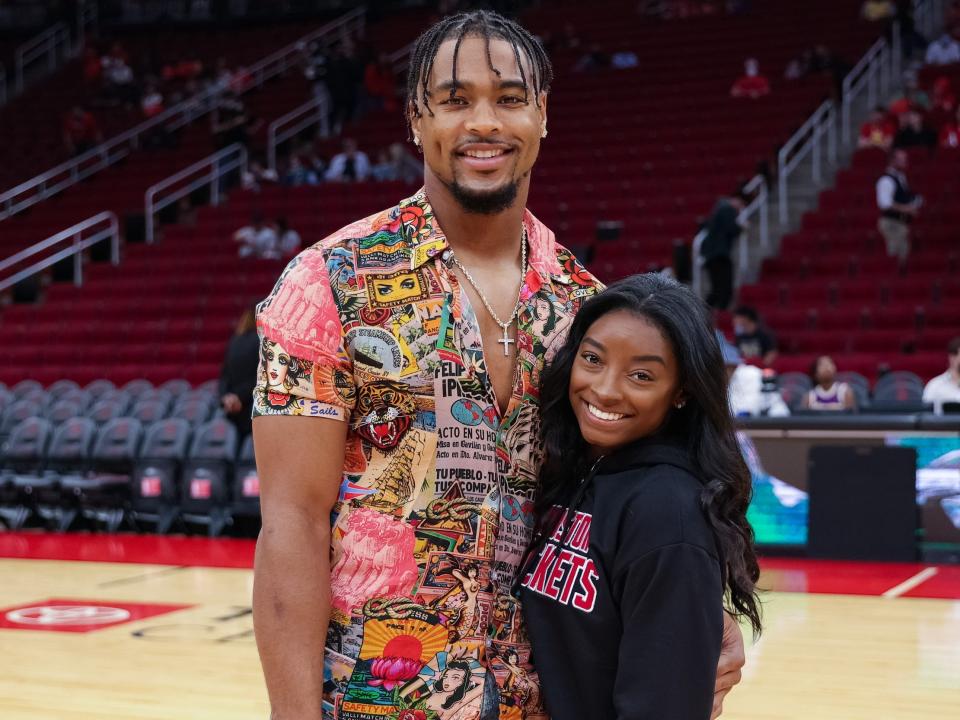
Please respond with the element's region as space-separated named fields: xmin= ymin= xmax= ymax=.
xmin=612 ymin=542 xmax=723 ymax=720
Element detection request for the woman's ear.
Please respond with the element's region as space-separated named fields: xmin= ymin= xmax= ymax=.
xmin=673 ymin=392 xmax=687 ymax=410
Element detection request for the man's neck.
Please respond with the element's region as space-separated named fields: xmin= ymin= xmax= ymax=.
xmin=424 ymin=173 xmax=529 ymax=265
xmin=950 ymin=367 xmax=960 ymax=383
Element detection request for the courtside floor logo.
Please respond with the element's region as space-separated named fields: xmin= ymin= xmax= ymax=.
xmin=0 ymin=598 xmax=193 ymax=633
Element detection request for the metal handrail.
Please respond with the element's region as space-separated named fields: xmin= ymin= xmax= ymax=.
xmin=144 ymin=144 xmax=248 ymax=245
xmin=777 ymin=100 xmax=836 ymax=226
xmin=0 ymin=6 xmax=366 ymax=223
xmin=0 ymin=212 xmax=119 ymax=292
xmin=841 ymin=37 xmax=894 ymax=146
xmin=267 ymin=96 xmax=330 ymax=171
xmin=15 ymin=22 xmax=71 ymax=94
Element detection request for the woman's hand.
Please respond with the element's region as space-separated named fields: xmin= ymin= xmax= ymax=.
xmin=712 ymin=612 xmax=746 ymax=719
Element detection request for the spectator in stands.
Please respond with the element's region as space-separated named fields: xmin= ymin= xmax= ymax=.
xmin=62 ymin=105 xmax=102 ymax=157
xmin=611 ymin=50 xmax=640 ymax=69
xmin=325 ymin=138 xmax=371 ymax=182
xmin=889 ymin=73 xmax=930 ymax=117
xmin=276 ymin=217 xmax=302 ymax=258
xmin=303 ymin=41 xmax=332 ymax=137
xmin=364 ymin=52 xmax=398 ymax=113
xmin=283 ymin=156 xmax=320 ymax=186
xmin=213 ymin=56 xmax=234 ymax=92
xmin=234 ymin=213 xmax=279 ymax=259
xmin=721 ymin=334 xmax=790 ymax=417
xmin=328 ymin=44 xmax=363 ymax=134
xmin=929 ymin=76 xmax=957 ymax=130
xmin=212 ymin=92 xmax=251 ymax=149
xmin=700 ymin=189 xmax=748 ymax=310
xmin=858 ymin=106 xmax=896 ymax=150
xmin=573 ymin=44 xmax=610 ymax=72
xmin=730 ymin=58 xmax=770 ymax=99
xmin=101 ymin=51 xmax=138 ymax=108
xmin=141 ymin=84 xmax=164 ymax=118
xmin=82 ymin=46 xmax=102 ymax=86
xmin=370 ymin=142 xmax=422 ymax=183
xmin=893 ymin=108 xmax=937 ymax=150
xmin=219 ymin=306 xmax=260 ymax=440
xmin=802 ymin=356 xmax=857 ymax=411
xmin=861 ymin=0 xmax=895 ymax=21
xmin=242 ymin=160 xmax=279 ymax=192
xmin=876 ymin=148 xmax=921 ymax=264
xmin=925 ymin=25 xmax=960 ymax=65
xmin=922 ymin=337 xmax=960 ymax=414
xmin=940 ymin=105 xmax=960 ymax=148
xmin=732 ymin=306 xmax=778 ymax=366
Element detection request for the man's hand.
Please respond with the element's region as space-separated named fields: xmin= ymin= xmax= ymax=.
xmin=712 ymin=611 xmax=746 ymax=719
xmin=221 ymin=393 xmax=242 ymax=414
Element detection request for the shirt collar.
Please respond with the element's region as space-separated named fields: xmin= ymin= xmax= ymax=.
xmin=395 ymin=189 xmax=569 ymax=285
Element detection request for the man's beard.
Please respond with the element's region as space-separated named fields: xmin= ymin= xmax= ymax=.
xmin=447 ymin=178 xmax=520 ymax=215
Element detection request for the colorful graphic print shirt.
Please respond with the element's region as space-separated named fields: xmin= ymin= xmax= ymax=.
xmin=253 ymin=191 xmax=602 ymax=720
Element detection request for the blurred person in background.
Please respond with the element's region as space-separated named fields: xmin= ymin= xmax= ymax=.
xmin=858 ymin=106 xmax=895 ymax=150
xmin=732 ymin=306 xmax=778 ymax=366
xmin=62 ymin=105 xmax=102 ymax=157
xmin=700 ymin=189 xmax=748 ymax=309
xmin=730 ymin=58 xmax=770 ymax=99
xmin=802 ymin=356 xmax=857 ymax=411
xmin=922 ymin=337 xmax=960 ymax=414
xmin=875 ymin=148 xmax=921 ymax=265
xmin=219 ymin=307 xmax=260 ymax=440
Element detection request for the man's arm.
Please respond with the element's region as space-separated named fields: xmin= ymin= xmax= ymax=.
xmin=253 ymin=414 xmax=347 ymax=720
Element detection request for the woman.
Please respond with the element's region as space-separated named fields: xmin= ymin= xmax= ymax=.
xmin=218 ymin=306 xmax=260 ymax=439
xmin=802 ymin=355 xmax=857 ymax=411
xmin=518 ymin=273 xmax=762 ymax=720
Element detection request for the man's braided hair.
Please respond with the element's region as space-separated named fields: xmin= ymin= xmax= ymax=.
xmin=405 ymin=9 xmax=553 ymax=134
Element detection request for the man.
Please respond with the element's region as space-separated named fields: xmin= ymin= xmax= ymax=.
xmin=730 ymin=58 xmax=770 ymax=99
xmin=922 ymin=337 xmax=960 ymax=415
xmin=252 ymin=11 xmax=745 ymax=720
xmin=325 ymin=138 xmax=372 ymax=182
xmin=875 ymin=148 xmax=921 ymax=265
xmin=857 ymin=106 xmax=895 ymax=150
xmin=233 ymin=213 xmax=279 ymax=259
xmin=700 ymin=189 xmax=748 ymax=310
xmin=62 ymin=105 xmax=103 ymax=157
xmin=892 ymin=108 xmax=936 ymax=150
xmin=733 ymin=305 xmax=778 ymax=366
xmin=720 ymin=333 xmax=789 ymax=418
xmin=925 ymin=26 xmax=960 ymax=65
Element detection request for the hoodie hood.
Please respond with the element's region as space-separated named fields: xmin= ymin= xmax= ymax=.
xmin=595 ymin=435 xmax=698 ymax=479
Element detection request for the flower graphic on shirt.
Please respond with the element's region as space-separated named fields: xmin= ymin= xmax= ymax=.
xmin=368 ymin=656 xmax=422 ymax=691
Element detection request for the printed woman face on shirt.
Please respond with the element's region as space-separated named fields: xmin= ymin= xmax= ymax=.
xmin=264 ymin=340 xmax=291 ymax=389
xmin=568 ymin=309 xmax=682 ymax=455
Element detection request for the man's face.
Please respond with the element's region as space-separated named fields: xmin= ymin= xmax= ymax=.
xmin=949 ymin=349 xmax=960 ymax=373
xmin=733 ymin=314 xmax=755 ymax=335
xmin=411 ymin=35 xmax=547 ymax=215
xmin=892 ymin=150 xmax=909 ymax=171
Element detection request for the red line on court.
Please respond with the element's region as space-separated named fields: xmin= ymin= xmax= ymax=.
xmin=1 ymin=533 xmax=958 ymax=599
xmin=0 ymin=532 xmax=255 ymax=568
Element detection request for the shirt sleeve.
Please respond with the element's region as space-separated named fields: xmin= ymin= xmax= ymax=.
xmin=253 ymin=249 xmax=356 ymax=422
xmin=876 ymin=176 xmax=896 ymax=209
xmin=612 ymin=542 xmax=723 ymax=720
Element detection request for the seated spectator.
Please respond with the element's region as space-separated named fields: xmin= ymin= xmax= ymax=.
xmin=925 ymin=26 xmax=960 ymax=65
xmin=62 ymin=105 xmax=102 ymax=157
xmin=858 ymin=106 xmax=896 ymax=150
xmin=212 ymin=92 xmax=250 ymax=149
xmin=929 ymin=76 xmax=957 ymax=130
xmin=82 ymin=46 xmax=102 ymax=86
xmin=283 ymin=156 xmax=320 ymax=186
xmin=364 ymin=53 xmax=398 ymax=113
xmin=732 ymin=306 xmax=778 ymax=365
xmin=940 ymin=105 xmax=960 ymax=148
xmin=219 ymin=306 xmax=260 ymax=440
xmin=276 ymin=217 xmax=302 ymax=258
xmin=861 ymin=0 xmax=895 ymax=21
xmin=720 ymin=334 xmax=790 ymax=417
xmin=141 ymin=84 xmax=164 ymax=118
xmin=889 ymin=74 xmax=930 ymax=116
xmin=101 ymin=52 xmax=138 ymax=107
xmin=801 ymin=356 xmax=857 ymax=411
xmin=234 ymin=213 xmax=279 ymax=259
xmin=573 ymin=44 xmax=610 ymax=72
xmin=325 ymin=138 xmax=371 ymax=182
xmin=730 ymin=58 xmax=770 ymax=99
xmin=242 ymin=160 xmax=279 ymax=192
xmin=893 ymin=108 xmax=937 ymax=150
xmin=922 ymin=337 xmax=960 ymax=414
xmin=370 ymin=142 xmax=422 ymax=183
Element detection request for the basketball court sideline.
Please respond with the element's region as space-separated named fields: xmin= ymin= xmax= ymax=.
xmin=1 ymin=533 xmax=958 ymax=720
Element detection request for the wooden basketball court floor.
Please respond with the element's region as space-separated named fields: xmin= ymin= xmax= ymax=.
xmin=1 ymin=533 xmax=958 ymax=720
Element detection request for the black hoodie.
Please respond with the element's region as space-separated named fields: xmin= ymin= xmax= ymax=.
xmin=519 ymin=438 xmax=723 ymax=720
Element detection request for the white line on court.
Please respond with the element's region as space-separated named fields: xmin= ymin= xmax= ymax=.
xmin=882 ymin=567 xmax=939 ymax=598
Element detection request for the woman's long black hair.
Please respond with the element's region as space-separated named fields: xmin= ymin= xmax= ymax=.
xmin=537 ymin=273 xmax=762 ymax=635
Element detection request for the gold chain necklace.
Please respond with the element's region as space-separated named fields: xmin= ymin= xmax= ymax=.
xmin=449 ymin=228 xmax=528 ymax=356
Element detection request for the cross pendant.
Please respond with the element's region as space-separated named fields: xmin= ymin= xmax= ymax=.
xmin=497 ymin=326 xmax=515 ymax=355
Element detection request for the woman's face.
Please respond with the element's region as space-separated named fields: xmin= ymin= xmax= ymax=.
xmin=568 ymin=310 xmax=681 ymax=455
xmin=441 ymin=668 xmax=466 ymax=692
xmin=265 ymin=342 xmax=291 ymax=388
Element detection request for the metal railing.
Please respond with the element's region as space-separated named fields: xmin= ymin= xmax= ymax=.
xmin=145 ymin=144 xmax=248 ymax=245
xmin=0 ymin=6 xmax=366 ymax=223
xmin=691 ymin=174 xmax=768 ymax=300
xmin=841 ymin=36 xmax=896 ymax=146
xmin=15 ymin=22 xmax=72 ymax=94
xmin=777 ymin=100 xmax=837 ymax=226
xmin=0 ymin=212 xmax=119 ymax=293
xmin=267 ymin=96 xmax=330 ymax=171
